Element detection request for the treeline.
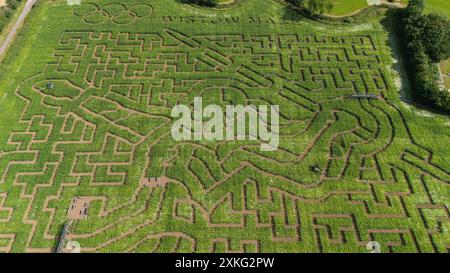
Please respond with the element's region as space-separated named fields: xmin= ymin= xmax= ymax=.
xmin=401 ymin=0 xmax=450 ymax=112
xmin=180 ymin=0 xmax=219 ymax=7
xmin=0 ymin=0 xmax=23 ymax=33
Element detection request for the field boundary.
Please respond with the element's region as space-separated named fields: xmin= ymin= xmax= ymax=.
xmin=0 ymin=0 xmax=38 ymax=63
xmin=0 ymin=0 xmax=27 ymax=44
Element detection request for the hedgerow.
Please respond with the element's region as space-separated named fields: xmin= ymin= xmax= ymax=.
xmin=400 ymin=0 xmax=450 ymax=113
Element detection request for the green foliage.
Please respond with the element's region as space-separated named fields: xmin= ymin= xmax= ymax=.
xmin=306 ymin=0 xmax=333 ymax=14
xmin=407 ymin=0 xmax=425 ymax=14
xmin=421 ymin=13 xmax=450 ymax=62
xmin=400 ymin=0 xmax=450 ymax=112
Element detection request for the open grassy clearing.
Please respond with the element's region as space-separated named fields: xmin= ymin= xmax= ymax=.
xmin=440 ymin=59 xmax=450 ymax=89
xmin=423 ymin=0 xmax=450 ymax=17
xmin=402 ymin=0 xmax=450 ymax=17
xmin=0 ymin=0 xmax=448 ymax=253
xmin=327 ymin=0 xmax=369 ymax=16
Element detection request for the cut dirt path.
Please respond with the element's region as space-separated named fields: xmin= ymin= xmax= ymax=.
xmin=0 ymin=0 xmax=38 ymax=61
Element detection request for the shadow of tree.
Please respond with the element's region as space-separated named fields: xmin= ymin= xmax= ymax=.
xmin=174 ymin=0 xmax=218 ymax=8
xmin=281 ymin=6 xmax=304 ymax=22
xmin=380 ymin=9 xmax=412 ymax=100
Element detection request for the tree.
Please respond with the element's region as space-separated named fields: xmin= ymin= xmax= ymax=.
xmin=402 ymin=1 xmax=450 ymax=63
xmin=400 ymin=0 xmax=450 ymax=113
xmin=421 ymin=13 xmax=450 ymax=62
xmin=305 ymin=0 xmax=333 ymax=15
xmin=406 ymin=0 xmax=424 ymax=14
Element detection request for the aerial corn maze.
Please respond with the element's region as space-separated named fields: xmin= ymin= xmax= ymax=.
xmin=0 ymin=0 xmax=448 ymax=253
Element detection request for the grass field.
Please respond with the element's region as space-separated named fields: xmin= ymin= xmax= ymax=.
xmin=402 ymin=0 xmax=450 ymax=17
xmin=328 ymin=0 xmax=450 ymax=18
xmin=440 ymin=59 xmax=450 ymax=89
xmin=327 ymin=0 xmax=369 ymax=16
xmin=424 ymin=0 xmax=450 ymax=16
xmin=0 ymin=0 xmax=448 ymax=253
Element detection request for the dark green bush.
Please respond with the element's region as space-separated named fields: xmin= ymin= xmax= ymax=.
xmin=400 ymin=0 xmax=450 ymax=113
